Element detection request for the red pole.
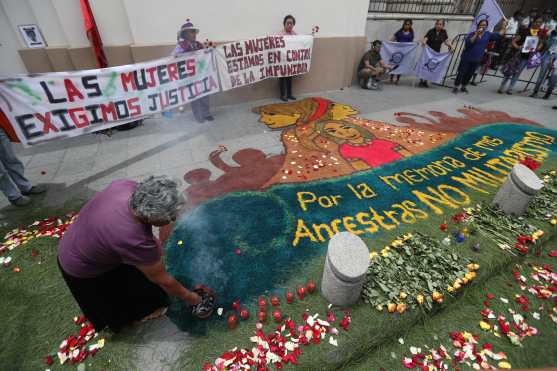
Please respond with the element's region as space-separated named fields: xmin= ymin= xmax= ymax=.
xmin=79 ymin=0 xmax=108 ymax=68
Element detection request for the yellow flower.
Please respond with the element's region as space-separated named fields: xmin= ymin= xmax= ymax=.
xmin=396 ymin=303 xmax=407 ymax=313
xmin=381 ymin=250 xmax=390 ymax=258
xmin=462 ymin=277 xmax=470 ymax=284
xmin=402 ymin=233 xmax=413 ymax=241
xmin=551 ymin=219 xmax=557 ymax=225
xmin=369 ymin=251 xmax=378 ymax=260
xmin=391 ymin=239 xmax=403 ymax=247
xmin=399 ymin=292 xmax=408 ymax=300
xmin=387 ymin=303 xmax=397 ymax=313
xmin=416 ymin=294 xmax=424 ymax=305
xmin=467 ymin=263 xmax=480 ymax=271
xmin=447 ymin=286 xmax=455 ymax=293
xmin=498 ymin=361 xmax=512 ymax=369
xmin=550 ymin=170 xmax=556 ymax=176
xmin=432 ymin=292 xmax=443 ymax=301
xmin=453 ymin=282 xmax=462 ymax=290
xmin=376 ymin=304 xmax=384 ymax=311
xmin=455 ymin=278 xmax=462 ymax=285
xmin=466 ymin=271 xmax=477 ymax=280
xmin=479 ymin=321 xmax=491 ymax=331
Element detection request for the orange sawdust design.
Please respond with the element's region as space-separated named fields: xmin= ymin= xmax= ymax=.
xmin=254 ymin=97 xmax=539 ymax=186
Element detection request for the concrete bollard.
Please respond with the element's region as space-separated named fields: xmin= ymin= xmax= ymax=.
xmin=321 ymin=232 xmax=370 ymax=306
xmin=492 ymin=163 xmax=543 ymax=216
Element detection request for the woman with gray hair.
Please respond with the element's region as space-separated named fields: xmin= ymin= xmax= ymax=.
xmin=57 ymin=176 xmax=206 ymax=332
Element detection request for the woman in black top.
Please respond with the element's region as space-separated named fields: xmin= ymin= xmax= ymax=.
xmin=419 ymin=19 xmax=453 ymax=87
xmin=498 ymin=17 xmax=545 ymax=95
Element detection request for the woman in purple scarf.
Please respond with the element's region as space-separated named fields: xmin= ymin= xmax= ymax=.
xmin=173 ymin=20 xmax=214 ymax=123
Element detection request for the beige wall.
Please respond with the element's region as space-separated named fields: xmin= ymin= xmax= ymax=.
xmin=2 ymin=0 xmax=369 ymax=103
xmin=0 ymin=2 xmax=27 ymax=75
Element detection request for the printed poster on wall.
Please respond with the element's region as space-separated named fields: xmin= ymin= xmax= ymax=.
xmin=0 ymin=49 xmax=219 ymax=146
xmin=216 ymin=35 xmax=313 ymax=91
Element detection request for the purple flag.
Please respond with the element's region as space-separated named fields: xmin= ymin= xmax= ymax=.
xmin=470 ymin=0 xmax=505 ymax=32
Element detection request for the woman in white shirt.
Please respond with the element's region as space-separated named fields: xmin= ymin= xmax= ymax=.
xmin=506 ymin=10 xmax=523 ymax=36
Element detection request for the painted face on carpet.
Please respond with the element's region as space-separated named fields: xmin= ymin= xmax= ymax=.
xmin=165 ymin=98 xmax=555 ymax=331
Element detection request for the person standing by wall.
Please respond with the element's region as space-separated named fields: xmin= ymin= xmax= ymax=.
xmin=173 ymin=20 xmax=214 ymax=123
xmin=498 ymin=17 xmax=545 ymax=95
xmin=530 ymin=29 xmax=557 ymax=98
xmin=419 ymin=19 xmax=452 ymax=88
xmin=521 ymin=8 xmax=539 ymax=28
xmin=541 ymin=9 xmax=556 ymax=33
xmin=389 ymin=19 xmax=414 ymax=85
xmin=278 ymin=15 xmax=297 ymax=102
xmin=0 ymin=125 xmax=46 ymax=206
xmin=452 ymin=19 xmax=507 ymax=94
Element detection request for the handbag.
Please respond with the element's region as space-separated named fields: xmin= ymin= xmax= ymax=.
xmin=527 ymin=52 xmax=543 ymax=69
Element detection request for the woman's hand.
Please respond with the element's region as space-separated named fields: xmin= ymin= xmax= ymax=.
xmin=186 ymin=290 xmax=202 ymax=305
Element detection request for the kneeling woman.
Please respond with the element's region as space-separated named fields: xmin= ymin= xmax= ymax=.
xmin=58 ymin=176 xmax=202 ymax=332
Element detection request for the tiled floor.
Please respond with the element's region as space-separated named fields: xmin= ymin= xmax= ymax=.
xmin=2 ymin=77 xmax=556 ymax=214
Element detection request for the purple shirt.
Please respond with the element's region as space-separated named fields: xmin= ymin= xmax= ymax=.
xmin=173 ymin=39 xmax=204 ymax=54
xmin=58 ymin=180 xmax=161 ymax=278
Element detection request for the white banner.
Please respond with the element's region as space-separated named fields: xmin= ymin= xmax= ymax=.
xmin=470 ymin=0 xmax=505 ymax=33
xmin=216 ymin=35 xmax=313 ymax=91
xmin=414 ymin=45 xmax=452 ymax=84
xmin=380 ymin=41 xmax=419 ymax=76
xmin=0 ymin=49 xmax=219 ymax=146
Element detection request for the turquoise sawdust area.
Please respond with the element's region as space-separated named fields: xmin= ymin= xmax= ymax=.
xmin=165 ymin=123 xmax=557 ymax=332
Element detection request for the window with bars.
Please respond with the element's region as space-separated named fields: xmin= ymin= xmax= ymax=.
xmin=367 ymin=0 xmax=533 ymax=16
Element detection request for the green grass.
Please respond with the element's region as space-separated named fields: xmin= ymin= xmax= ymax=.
xmin=1 ymin=161 xmax=557 ymax=371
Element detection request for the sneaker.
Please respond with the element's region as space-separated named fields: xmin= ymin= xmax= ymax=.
xmin=553 ymin=106 xmax=557 ymax=110
xmin=287 ymin=95 xmax=296 ymax=100
xmin=506 ymin=91 xmax=513 ymax=95
xmin=452 ymin=87 xmax=458 ymax=94
xmin=279 ymin=96 xmax=288 ymax=102
xmin=497 ymin=89 xmax=503 ymax=94
xmin=543 ymin=93 xmax=551 ymax=100
xmin=359 ymin=78 xmax=367 ymax=89
xmin=10 ymin=196 xmax=31 ymax=207
xmin=470 ymin=81 xmax=477 ymax=86
xmin=205 ymin=115 xmax=214 ymax=121
xmin=460 ymin=87 xmax=469 ymax=94
xmin=423 ymin=81 xmax=429 ymax=88
xmin=529 ymin=92 xmax=538 ymax=98
xmin=366 ymin=79 xmax=374 ymax=89
xmin=22 ymin=184 xmax=47 ymax=195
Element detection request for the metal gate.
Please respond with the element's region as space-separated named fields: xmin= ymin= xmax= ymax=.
xmin=440 ymin=33 xmax=555 ymax=95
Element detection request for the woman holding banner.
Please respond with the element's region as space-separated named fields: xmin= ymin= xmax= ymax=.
xmin=173 ymin=20 xmax=214 ymax=123
xmin=278 ymin=15 xmax=297 ymax=102
xmin=389 ymin=19 xmax=414 ymax=85
xmin=452 ymin=19 xmax=507 ymax=94
xmin=419 ymin=19 xmax=453 ymax=87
